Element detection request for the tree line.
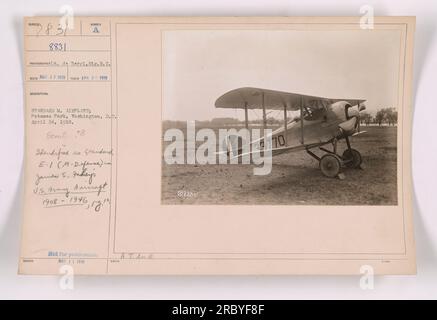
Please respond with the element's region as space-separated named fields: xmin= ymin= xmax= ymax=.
xmin=360 ymin=107 xmax=398 ymax=126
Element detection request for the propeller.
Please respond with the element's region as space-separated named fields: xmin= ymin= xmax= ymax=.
xmin=357 ymin=115 xmax=361 ymax=133
xmin=356 ymin=103 xmax=366 ymax=133
xmin=340 ymin=103 xmax=366 ymax=136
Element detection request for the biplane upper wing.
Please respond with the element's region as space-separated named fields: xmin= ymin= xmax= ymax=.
xmin=215 ymin=87 xmax=366 ymax=110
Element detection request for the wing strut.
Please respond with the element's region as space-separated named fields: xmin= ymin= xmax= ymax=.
xmin=283 ymin=104 xmax=288 ymax=146
xmin=262 ymin=92 xmax=267 ymax=131
xmin=300 ymin=96 xmax=304 ymax=144
xmin=244 ymin=102 xmax=249 ymax=129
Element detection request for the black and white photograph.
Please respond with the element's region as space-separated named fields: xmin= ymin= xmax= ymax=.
xmin=162 ymin=29 xmax=401 ymax=205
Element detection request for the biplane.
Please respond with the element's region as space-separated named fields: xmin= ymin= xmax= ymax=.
xmin=215 ymin=87 xmax=367 ymax=178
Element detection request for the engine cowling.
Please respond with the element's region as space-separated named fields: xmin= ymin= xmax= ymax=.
xmin=337 ymin=102 xmax=365 ymax=137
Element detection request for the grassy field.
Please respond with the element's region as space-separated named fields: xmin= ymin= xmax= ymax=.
xmin=161 ymin=126 xmax=397 ymax=205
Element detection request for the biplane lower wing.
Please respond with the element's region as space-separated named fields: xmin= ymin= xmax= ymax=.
xmin=229 ymin=142 xmax=328 ymax=161
xmin=231 ymin=145 xmax=303 ymax=160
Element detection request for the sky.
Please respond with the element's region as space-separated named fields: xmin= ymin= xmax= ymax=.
xmin=163 ymin=28 xmax=402 ymax=121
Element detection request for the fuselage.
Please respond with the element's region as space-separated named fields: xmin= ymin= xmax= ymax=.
xmin=252 ymin=101 xmax=361 ymax=150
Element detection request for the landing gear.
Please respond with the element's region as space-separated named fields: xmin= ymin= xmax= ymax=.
xmin=306 ymin=135 xmax=363 ymax=179
xmin=342 ymin=148 xmax=362 ymax=168
xmin=341 ymin=135 xmax=362 ymax=169
xmin=319 ymin=154 xmax=341 ymax=178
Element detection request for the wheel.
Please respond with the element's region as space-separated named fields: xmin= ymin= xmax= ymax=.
xmin=319 ymin=154 xmax=341 ymax=178
xmin=342 ymin=148 xmax=362 ymax=169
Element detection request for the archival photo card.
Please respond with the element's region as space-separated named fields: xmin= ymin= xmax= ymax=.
xmin=20 ymin=17 xmax=415 ymax=275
